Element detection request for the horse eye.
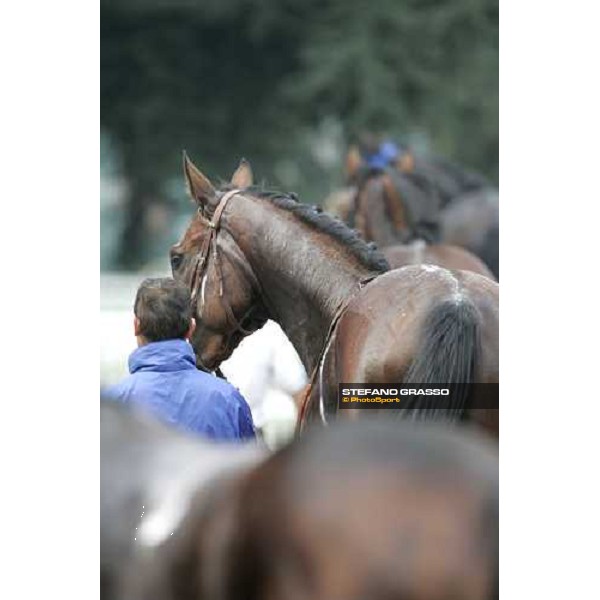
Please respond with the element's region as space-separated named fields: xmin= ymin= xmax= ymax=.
xmin=171 ymin=253 xmax=183 ymax=270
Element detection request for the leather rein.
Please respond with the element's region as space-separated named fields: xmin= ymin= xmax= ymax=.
xmin=188 ymin=189 xmax=265 ymax=374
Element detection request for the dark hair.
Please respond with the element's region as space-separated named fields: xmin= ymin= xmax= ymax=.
xmin=133 ymin=278 xmax=192 ymax=342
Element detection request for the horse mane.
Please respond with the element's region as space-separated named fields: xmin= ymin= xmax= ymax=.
xmin=222 ymin=184 xmax=389 ymax=273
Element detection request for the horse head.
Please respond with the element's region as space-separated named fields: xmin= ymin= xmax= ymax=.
xmin=170 ymin=153 xmax=268 ymax=372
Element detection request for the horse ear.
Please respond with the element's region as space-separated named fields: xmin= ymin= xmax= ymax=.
xmin=182 ymin=151 xmax=217 ymax=208
xmin=231 ymin=158 xmax=253 ymax=188
xmin=346 ymin=146 xmax=362 ymax=180
xmin=396 ymin=151 xmax=415 ymax=173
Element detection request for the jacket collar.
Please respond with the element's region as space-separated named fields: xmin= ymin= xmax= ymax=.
xmin=128 ymin=339 xmax=197 ymax=374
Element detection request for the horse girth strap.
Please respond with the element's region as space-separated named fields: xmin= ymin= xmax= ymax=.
xmin=188 ymin=189 xmax=258 ymax=338
xmin=296 ymin=301 xmax=346 ymax=433
xmin=296 ymin=273 xmax=380 ymax=433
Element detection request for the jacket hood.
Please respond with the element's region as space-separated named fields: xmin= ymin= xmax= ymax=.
xmin=128 ymin=339 xmax=197 ymax=374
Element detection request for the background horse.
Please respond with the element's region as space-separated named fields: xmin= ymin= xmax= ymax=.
xmin=349 ymin=165 xmax=443 ymax=246
xmin=395 ymin=149 xmax=493 ymax=208
xmin=102 ymin=402 xmax=498 ymax=600
xmin=327 ymin=144 xmax=499 ymax=278
xmin=438 ymin=187 xmax=499 ymax=279
xmin=171 ymin=155 xmax=499 ymax=434
xmin=350 ymin=167 xmax=495 ymax=279
xmin=394 ymin=147 xmax=499 ymax=277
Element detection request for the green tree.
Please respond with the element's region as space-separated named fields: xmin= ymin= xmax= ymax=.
xmin=101 ymin=0 xmax=498 ymax=270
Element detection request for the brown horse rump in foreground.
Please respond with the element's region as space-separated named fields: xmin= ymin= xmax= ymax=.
xmin=208 ymin=420 xmax=498 ymax=600
xmin=101 ymin=402 xmax=498 ymax=600
xmin=172 ymin=155 xmax=499 ymax=434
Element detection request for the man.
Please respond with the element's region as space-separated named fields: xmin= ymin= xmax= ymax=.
xmin=104 ymin=277 xmax=255 ymax=441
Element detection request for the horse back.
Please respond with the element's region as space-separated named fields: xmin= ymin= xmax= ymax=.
xmin=383 ymin=243 xmax=496 ymax=280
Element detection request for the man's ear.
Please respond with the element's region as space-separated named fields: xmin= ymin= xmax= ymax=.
xmin=183 ymin=151 xmax=218 ymax=212
xmin=230 ymin=158 xmax=253 ymax=188
xmin=134 ymin=316 xmax=142 ymax=337
xmin=345 ymin=145 xmax=362 ymax=180
xmin=186 ymin=318 xmax=197 ymax=341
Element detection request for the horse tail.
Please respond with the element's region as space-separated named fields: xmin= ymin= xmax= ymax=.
xmin=402 ymin=298 xmax=480 ymax=420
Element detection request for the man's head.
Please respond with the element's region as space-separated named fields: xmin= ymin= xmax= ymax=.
xmin=133 ymin=278 xmax=196 ymax=346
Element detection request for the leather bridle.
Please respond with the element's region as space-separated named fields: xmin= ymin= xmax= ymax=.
xmin=187 ymin=189 xmax=267 ymax=373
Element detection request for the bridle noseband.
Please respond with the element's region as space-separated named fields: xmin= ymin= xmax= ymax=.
xmin=187 ymin=189 xmax=266 ymax=373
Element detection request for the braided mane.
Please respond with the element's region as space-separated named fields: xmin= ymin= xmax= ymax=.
xmin=222 ymin=184 xmax=389 ymax=273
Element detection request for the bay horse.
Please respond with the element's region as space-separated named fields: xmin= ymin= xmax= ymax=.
xmin=337 ymin=144 xmax=499 ymax=277
xmin=439 ymin=188 xmax=499 ymax=279
xmin=348 ymin=165 xmax=443 ymax=246
xmin=171 ymin=155 xmax=499 ymax=434
xmin=392 ymin=147 xmax=493 ymax=208
xmin=102 ymin=401 xmax=498 ymax=600
xmin=392 ymin=147 xmax=499 ymax=277
xmin=350 ymin=167 xmax=496 ymax=279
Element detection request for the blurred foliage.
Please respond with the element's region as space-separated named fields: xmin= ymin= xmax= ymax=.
xmin=101 ymin=0 xmax=497 ymax=269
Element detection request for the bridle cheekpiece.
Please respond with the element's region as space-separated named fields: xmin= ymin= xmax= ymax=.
xmin=188 ymin=189 xmax=266 ymax=373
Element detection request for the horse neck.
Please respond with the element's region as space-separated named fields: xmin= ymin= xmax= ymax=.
xmin=226 ymin=195 xmax=375 ymax=373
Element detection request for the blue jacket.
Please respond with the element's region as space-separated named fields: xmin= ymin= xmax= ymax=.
xmin=104 ymin=339 xmax=255 ymax=441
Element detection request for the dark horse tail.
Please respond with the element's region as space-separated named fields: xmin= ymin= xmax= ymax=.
xmin=402 ymin=299 xmax=480 ymax=420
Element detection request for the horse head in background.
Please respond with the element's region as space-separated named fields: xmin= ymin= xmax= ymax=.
xmin=323 ymin=139 xmax=414 ymax=224
xmin=345 ymin=148 xmax=443 ymax=246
